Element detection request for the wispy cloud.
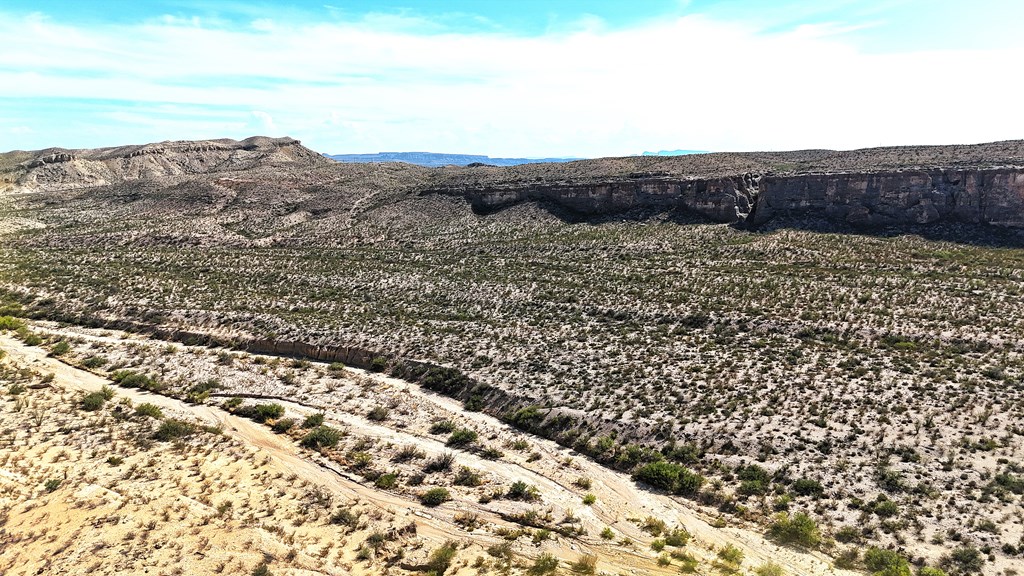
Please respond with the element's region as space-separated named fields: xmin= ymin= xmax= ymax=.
xmin=0 ymin=7 xmax=1022 ymax=156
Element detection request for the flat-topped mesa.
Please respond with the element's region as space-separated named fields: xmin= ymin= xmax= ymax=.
xmin=5 ymin=136 xmax=326 ymax=192
xmin=420 ymin=139 xmax=1024 ymax=228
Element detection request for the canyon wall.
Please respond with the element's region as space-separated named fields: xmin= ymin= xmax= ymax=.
xmin=432 ymin=168 xmax=1024 ymax=228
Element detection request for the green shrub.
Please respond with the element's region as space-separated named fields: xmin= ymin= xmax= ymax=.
xmin=737 ymin=464 xmax=771 ymax=483
xmin=154 ymin=419 xmax=196 ymax=441
xmin=864 ymin=547 xmax=910 ymax=576
xmin=835 ymin=547 xmax=860 ymax=569
xmin=664 ymin=527 xmax=692 ymax=547
xmin=330 ymin=508 xmax=360 ymax=527
xmin=918 ymin=568 xmax=947 ymax=576
xmin=369 ymin=356 xmax=388 ymax=372
xmin=739 ymin=479 xmax=767 ymax=496
xmin=447 ymin=428 xmax=478 ymax=447
xmin=302 ymin=412 xmax=325 ymax=428
xmin=239 ymin=403 xmax=285 ymax=423
xmin=873 ymin=498 xmax=899 ymax=517
xmin=940 ymin=546 xmax=982 ymax=575
xmin=394 ymin=445 xmax=426 ymax=462
xmin=44 ymin=478 xmax=61 ymax=492
xmin=453 ymin=466 xmax=482 ymax=487
xmin=480 ymin=446 xmax=504 ymax=460
xmin=420 ymin=487 xmax=451 ymax=507
xmin=300 ymin=426 xmax=342 ymax=449
xmin=429 ymin=419 xmax=456 ymax=434
xmin=17 ymin=328 xmax=42 ymax=346
xmin=633 ymin=461 xmax=705 ymax=495
xmin=80 ymin=391 xmax=107 ymax=411
xmin=506 ymin=480 xmax=539 ymax=501
xmin=49 ymin=341 xmax=71 ymax=356
xmin=582 ymin=493 xmax=596 ymax=505
xmin=425 ymin=541 xmax=458 ymax=576
xmin=717 ymin=543 xmax=744 ymax=565
xmin=271 ymin=418 xmax=296 ymax=433
xmin=0 ymin=316 xmax=26 ymax=330
xmin=835 ymin=525 xmax=861 ymax=543
xmin=135 ymin=403 xmax=163 ymax=419
xmin=792 ymin=478 xmax=824 ymax=497
xmin=186 ymin=379 xmax=221 ymax=403
xmin=374 ymin=473 xmax=398 ymax=489
xmin=81 ymin=355 xmax=107 ymax=368
xmin=633 ymin=460 xmax=681 ymax=490
xmin=755 ymin=562 xmax=785 ymax=576
xmin=767 ymin=512 xmax=821 ymax=548
xmin=528 ymin=553 xmax=560 ymax=575
xmin=111 ymin=370 xmax=162 ymax=392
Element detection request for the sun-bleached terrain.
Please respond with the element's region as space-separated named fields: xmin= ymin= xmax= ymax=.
xmin=2 ymin=137 xmax=1023 ymax=576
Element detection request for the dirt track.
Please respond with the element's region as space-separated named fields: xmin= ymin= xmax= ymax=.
xmin=0 ymin=330 xmax=854 ymax=576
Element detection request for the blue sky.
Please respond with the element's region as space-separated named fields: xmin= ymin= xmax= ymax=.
xmin=2 ymin=1 xmax=1023 ymax=156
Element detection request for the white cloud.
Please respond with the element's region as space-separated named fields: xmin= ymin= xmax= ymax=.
xmin=249 ymin=110 xmax=276 ymax=132
xmin=0 ymin=10 xmax=1021 ymax=156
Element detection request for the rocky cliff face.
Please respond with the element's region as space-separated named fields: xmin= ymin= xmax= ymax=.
xmin=2 ymin=136 xmax=327 ymax=193
xmin=5 ymin=135 xmax=1024 ymax=229
xmin=427 ymin=167 xmax=1024 ymax=228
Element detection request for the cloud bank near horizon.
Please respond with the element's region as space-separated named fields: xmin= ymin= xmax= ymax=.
xmin=2 ymin=3 xmax=1023 ymax=157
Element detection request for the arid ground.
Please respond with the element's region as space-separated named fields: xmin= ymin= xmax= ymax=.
xmin=1 ymin=138 xmax=1023 ymax=576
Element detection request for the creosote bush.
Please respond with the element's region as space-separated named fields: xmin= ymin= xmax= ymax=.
xmin=632 ymin=460 xmax=704 ymax=495
xmin=135 ymin=402 xmax=163 ymax=419
xmin=154 ymin=418 xmax=195 ymax=441
xmin=420 ymin=487 xmax=451 ymax=507
xmin=767 ymin=512 xmax=821 ymax=548
xmin=300 ymin=425 xmax=341 ymax=449
xmin=863 ymin=547 xmax=910 ymax=576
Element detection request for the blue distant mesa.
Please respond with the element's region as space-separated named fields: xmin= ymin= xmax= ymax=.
xmin=325 ymin=151 xmax=580 ymax=167
xmin=326 ymin=150 xmax=707 ymax=167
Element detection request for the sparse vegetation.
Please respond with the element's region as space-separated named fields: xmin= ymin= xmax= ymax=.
xmin=299 ymin=425 xmax=341 ymax=449
xmin=420 ymin=487 xmax=451 ymax=507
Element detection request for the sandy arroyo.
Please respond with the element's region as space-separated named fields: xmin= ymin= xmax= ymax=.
xmin=1 ymin=327 xmax=858 ymax=576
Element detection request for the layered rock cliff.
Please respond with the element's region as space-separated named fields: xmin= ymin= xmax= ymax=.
xmin=1 ymin=136 xmax=327 ymax=193
xmin=4 ymin=135 xmax=1024 ymax=229
xmin=423 ymin=167 xmax=1024 ymax=228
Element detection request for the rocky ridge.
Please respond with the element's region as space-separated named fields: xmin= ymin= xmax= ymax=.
xmin=0 ymin=136 xmax=326 ymax=193
xmin=3 ymin=136 xmax=1024 ymax=230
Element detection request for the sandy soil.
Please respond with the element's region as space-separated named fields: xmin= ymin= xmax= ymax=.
xmin=0 ymin=325 xmax=860 ymax=576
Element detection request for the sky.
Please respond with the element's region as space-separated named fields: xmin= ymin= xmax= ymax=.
xmin=1 ymin=0 xmax=1023 ymax=157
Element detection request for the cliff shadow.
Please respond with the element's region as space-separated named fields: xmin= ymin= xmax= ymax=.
xmin=745 ymin=216 xmax=1024 ymax=249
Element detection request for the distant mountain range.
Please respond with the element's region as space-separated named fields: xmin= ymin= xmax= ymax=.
xmin=325 ymin=149 xmax=709 ymax=167
xmin=325 ymin=152 xmax=580 ymax=167
xmin=641 ymin=149 xmax=708 ymax=156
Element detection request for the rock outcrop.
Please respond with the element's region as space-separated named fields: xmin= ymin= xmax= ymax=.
xmin=3 ymin=136 xmax=327 ymax=192
xmin=424 ymin=167 xmax=1024 ymax=228
xmin=5 ymin=135 xmax=1024 ymax=229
